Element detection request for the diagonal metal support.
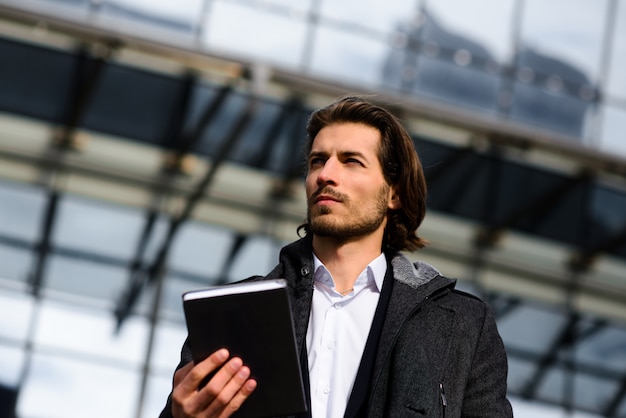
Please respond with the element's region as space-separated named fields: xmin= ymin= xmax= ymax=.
xmin=114 ymin=88 xmax=259 ymax=328
xmin=519 ymin=313 xmax=606 ymax=400
xmin=27 ymin=190 xmax=60 ymax=297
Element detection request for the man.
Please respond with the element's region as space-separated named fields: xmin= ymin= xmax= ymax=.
xmin=160 ymin=96 xmax=513 ymax=418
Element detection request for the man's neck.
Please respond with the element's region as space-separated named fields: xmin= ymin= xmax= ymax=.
xmin=312 ymin=233 xmax=384 ymax=291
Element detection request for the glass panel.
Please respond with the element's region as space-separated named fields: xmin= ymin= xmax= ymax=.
xmin=600 ymin=105 xmax=626 ymax=156
xmin=141 ymin=374 xmax=172 ymax=418
xmin=34 ymin=300 xmax=148 ymax=365
xmin=82 ymin=64 xmax=186 ymax=144
xmin=318 ymin=0 xmax=416 ymax=35
xmin=607 ymin=0 xmax=626 ymax=99
xmin=497 ymin=304 xmax=567 ymax=353
xmin=589 ymin=185 xmax=626 ymax=251
xmin=99 ymin=0 xmax=205 ymax=33
xmin=576 ymin=326 xmax=626 ymax=374
xmin=0 ymin=291 xmax=35 ymax=341
xmin=17 ymin=353 xmax=140 ymax=418
xmin=536 ymin=366 xmax=617 ymax=412
xmin=168 ymin=221 xmax=234 ymax=277
xmin=0 ymin=345 xmax=25 ymax=387
xmin=150 ymin=322 xmax=187 ymax=373
xmin=519 ymin=0 xmax=609 ymax=83
xmin=411 ymin=57 xmax=501 ymax=112
xmin=0 ymin=181 xmax=46 ymax=242
xmin=509 ymin=82 xmax=593 ymax=138
xmin=44 ymin=254 xmax=128 ymax=302
xmin=160 ymin=276 xmax=197 ymax=320
xmin=0 ymin=245 xmax=33 ymax=285
xmin=52 ymin=195 xmax=145 ymax=260
xmin=423 ymin=0 xmax=516 ymax=62
xmin=204 ymin=2 xmax=308 ymax=68
xmin=309 ymin=24 xmax=389 ymax=86
xmin=0 ymin=37 xmax=74 ymax=122
xmin=228 ymin=235 xmax=280 ymax=282
xmin=253 ymin=0 xmax=313 ymax=12
xmin=506 ymin=357 xmax=537 ymax=393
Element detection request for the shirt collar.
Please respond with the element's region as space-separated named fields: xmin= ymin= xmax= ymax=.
xmin=313 ymin=252 xmax=387 ymax=292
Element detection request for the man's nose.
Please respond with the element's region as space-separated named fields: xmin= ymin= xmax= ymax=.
xmin=316 ymin=159 xmax=339 ymax=185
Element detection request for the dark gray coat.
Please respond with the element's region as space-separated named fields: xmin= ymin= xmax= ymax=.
xmin=160 ymin=237 xmax=513 ymax=417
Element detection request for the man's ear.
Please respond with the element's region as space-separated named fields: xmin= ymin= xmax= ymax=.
xmin=388 ymin=188 xmax=402 ymax=210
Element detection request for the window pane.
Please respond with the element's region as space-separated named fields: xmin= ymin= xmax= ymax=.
xmin=0 ymin=345 xmax=25 ymax=387
xmin=423 ymin=0 xmax=516 ymax=62
xmin=600 ymin=105 xmax=626 ymax=156
xmin=169 ymin=222 xmax=234 ymax=277
xmin=34 ymin=300 xmax=148 ymax=365
xmin=510 ymin=82 xmax=593 ymax=138
xmin=0 ymin=291 xmax=35 ymax=341
xmin=150 ymin=322 xmax=187 ymax=373
xmin=52 ymin=196 xmax=145 ymax=260
xmin=309 ymin=25 xmax=388 ymax=86
xmin=520 ymin=0 xmax=609 ymax=82
xmin=607 ymin=0 xmax=626 ymax=99
xmin=318 ymin=0 xmax=416 ymax=35
xmin=44 ymin=255 xmax=128 ymax=302
xmin=17 ymin=353 xmax=140 ymax=418
xmin=0 ymin=181 xmax=46 ymax=242
xmin=204 ymin=2 xmax=307 ymax=68
xmin=412 ymin=57 xmax=501 ymax=112
xmin=141 ymin=374 xmax=172 ymax=418
xmin=99 ymin=0 xmax=205 ymax=33
xmin=0 ymin=245 xmax=33 ymax=285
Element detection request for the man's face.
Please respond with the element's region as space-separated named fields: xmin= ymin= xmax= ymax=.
xmin=305 ymin=122 xmax=399 ymax=239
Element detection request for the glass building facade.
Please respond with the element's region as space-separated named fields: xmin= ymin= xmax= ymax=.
xmin=0 ymin=0 xmax=625 ymax=417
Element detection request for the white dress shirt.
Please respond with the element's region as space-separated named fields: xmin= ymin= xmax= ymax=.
xmin=306 ymin=252 xmax=387 ymax=418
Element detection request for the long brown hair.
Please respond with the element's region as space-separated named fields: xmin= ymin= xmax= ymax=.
xmin=300 ymin=96 xmax=428 ymax=251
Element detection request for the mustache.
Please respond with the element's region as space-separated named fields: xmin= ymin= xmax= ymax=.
xmin=309 ymin=187 xmax=348 ymax=203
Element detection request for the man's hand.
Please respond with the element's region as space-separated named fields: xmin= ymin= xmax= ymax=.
xmin=171 ymin=349 xmax=257 ymax=418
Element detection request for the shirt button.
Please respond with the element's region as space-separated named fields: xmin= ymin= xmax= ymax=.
xmin=323 ymin=387 xmax=331 ymax=394
xmin=333 ymin=303 xmax=341 ymax=309
xmin=326 ymin=342 xmax=334 ymax=349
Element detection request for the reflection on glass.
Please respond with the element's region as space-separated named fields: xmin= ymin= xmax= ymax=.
xmin=520 ymin=0 xmax=608 ymax=82
xmin=17 ymin=353 xmax=140 ymax=418
xmin=607 ymin=0 xmax=626 ymax=98
xmin=318 ymin=0 xmax=415 ymax=35
xmin=510 ymin=82 xmax=593 ymax=138
xmin=423 ymin=0 xmax=516 ymax=62
xmin=52 ymin=196 xmax=144 ymax=260
xmin=204 ymin=2 xmax=308 ymax=68
xmin=309 ymin=25 xmax=388 ymax=86
xmin=408 ymin=57 xmax=501 ymax=112
xmin=0 ymin=181 xmax=46 ymax=242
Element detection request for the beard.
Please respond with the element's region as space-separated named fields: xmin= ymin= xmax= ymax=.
xmin=307 ymin=184 xmax=390 ymax=239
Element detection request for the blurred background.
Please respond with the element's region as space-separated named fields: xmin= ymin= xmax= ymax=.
xmin=0 ymin=0 xmax=625 ymax=417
